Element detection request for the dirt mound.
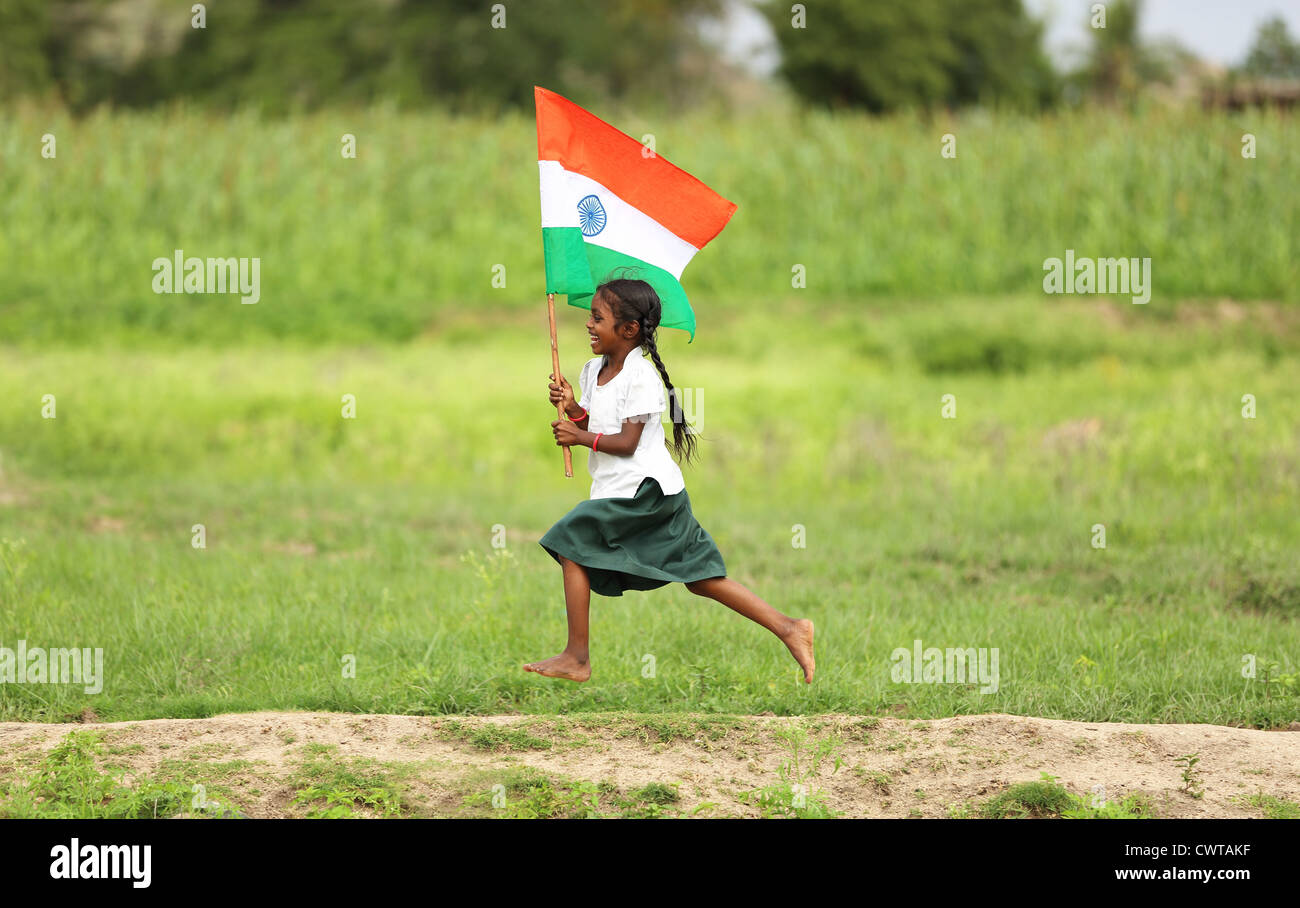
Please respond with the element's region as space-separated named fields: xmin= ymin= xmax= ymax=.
xmin=1 ymin=711 xmax=1296 ymax=818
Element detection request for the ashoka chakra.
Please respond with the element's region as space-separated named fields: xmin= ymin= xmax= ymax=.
xmin=577 ymin=194 xmax=607 ymax=236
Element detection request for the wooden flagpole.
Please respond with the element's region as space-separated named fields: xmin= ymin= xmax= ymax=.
xmin=547 ymin=291 xmax=574 ymax=477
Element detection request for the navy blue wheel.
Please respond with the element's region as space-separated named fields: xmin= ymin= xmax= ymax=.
xmin=577 ymin=194 xmax=607 ymax=236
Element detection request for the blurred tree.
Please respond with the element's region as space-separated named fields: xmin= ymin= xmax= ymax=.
xmin=0 ymin=0 xmax=727 ymax=113
xmin=1075 ymin=0 xmax=1185 ymax=105
xmin=1241 ymin=16 xmax=1300 ymax=79
xmin=1081 ymin=0 xmax=1137 ymax=101
xmin=0 ymin=0 xmax=56 ymax=97
xmin=754 ymin=0 xmax=1059 ymax=113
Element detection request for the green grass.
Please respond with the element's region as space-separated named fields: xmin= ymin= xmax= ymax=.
xmin=978 ymin=771 xmax=1158 ymax=818
xmin=462 ymin=767 xmax=606 ymax=819
xmin=1 ymin=102 xmax=1298 ymax=347
xmin=1240 ymin=792 xmax=1300 ymax=819
xmin=0 ymin=730 xmax=191 ymax=818
xmin=738 ymin=722 xmax=845 ymax=818
xmin=602 ymin=714 xmax=745 ymax=746
xmin=432 ymin=719 xmax=558 ymax=752
xmin=287 ymin=745 xmax=411 ymax=818
xmin=1 ymin=297 xmax=1298 ymax=725
xmin=614 ymin=781 xmax=682 ymax=818
xmin=461 ymin=767 xmax=692 ymax=818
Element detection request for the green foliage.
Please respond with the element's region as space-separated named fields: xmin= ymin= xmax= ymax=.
xmin=0 ymin=537 xmax=32 ymax=594
xmin=609 ymin=714 xmax=742 ymax=746
xmin=1257 ymin=661 xmax=1299 ymax=701
xmin=3 ymin=104 xmax=1296 ymax=350
xmin=291 ymin=784 xmax=401 ymax=818
xmin=977 ymin=764 xmax=1159 ymax=816
xmin=434 ymin=719 xmax=555 ymax=752
xmin=912 ymin=330 xmax=1034 ymax=375
xmin=1080 ymin=0 xmax=1142 ymax=101
xmin=739 ymin=723 xmax=844 ymax=818
xmin=980 ymin=772 xmax=1076 ymax=818
xmin=611 ymin=781 xmax=681 ymax=818
xmin=1 ymin=298 xmax=1298 ymax=724
xmin=756 ymin=0 xmax=1059 ymax=112
xmin=289 ymin=751 xmax=406 ymax=818
xmin=979 ymin=771 xmax=1155 ymax=819
xmin=1073 ymin=0 xmax=1194 ymax=105
xmin=0 ymin=730 xmax=190 ymax=818
xmin=0 ymin=0 xmax=725 ymax=114
xmin=1228 ymin=576 xmax=1300 ymax=619
xmin=1174 ymin=753 xmax=1204 ymax=799
xmin=1241 ymin=793 xmax=1300 ymax=820
xmin=1241 ymin=16 xmax=1300 ymax=79
xmin=463 ymin=769 xmax=679 ymax=819
xmin=0 ymin=0 xmax=53 ymax=97
xmin=465 ymin=767 xmax=605 ymax=819
xmin=1061 ymin=790 xmax=1157 ymax=819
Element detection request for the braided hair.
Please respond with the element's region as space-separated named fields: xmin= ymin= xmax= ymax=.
xmin=593 ymin=276 xmax=699 ymax=467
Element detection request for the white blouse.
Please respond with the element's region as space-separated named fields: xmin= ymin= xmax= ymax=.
xmin=577 ymin=345 xmax=686 ymax=500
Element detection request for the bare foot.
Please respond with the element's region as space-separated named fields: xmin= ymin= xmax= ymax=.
xmin=782 ymin=619 xmax=815 ymax=683
xmin=523 ymin=652 xmax=591 ymax=682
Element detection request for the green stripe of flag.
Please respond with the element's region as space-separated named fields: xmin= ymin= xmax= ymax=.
xmin=541 ymin=227 xmax=697 ymax=344
xmin=541 ymin=227 xmax=594 ymax=298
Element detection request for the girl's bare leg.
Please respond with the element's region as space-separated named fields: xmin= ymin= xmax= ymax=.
xmin=523 ymin=556 xmax=592 ymax=681
xmin=685 ymin=576 xmax=815 ymax=683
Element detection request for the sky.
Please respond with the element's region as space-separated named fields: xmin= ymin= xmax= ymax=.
xmin=1026 ymin=0 xmax=1300 ymax=68
xmin=700 ymin=0 xmax=1300 ymax=76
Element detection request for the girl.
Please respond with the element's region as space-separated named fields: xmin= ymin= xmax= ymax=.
xmin=528 ymin=278 xmax=815 ymax=684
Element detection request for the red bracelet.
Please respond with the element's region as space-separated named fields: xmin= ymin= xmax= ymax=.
xmin=568 ymin=407 xmax=587 ymax=421
xmin=593 ymin=433 xmax=603 ymax=451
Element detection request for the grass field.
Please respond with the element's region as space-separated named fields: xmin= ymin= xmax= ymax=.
xmin=3 ymin=89 xmax=1298 ymax=824
xmin=2 ymin=295 xmax=1297 ymax=726
xmin=2 ymin=102 xmax=1298 ymax=346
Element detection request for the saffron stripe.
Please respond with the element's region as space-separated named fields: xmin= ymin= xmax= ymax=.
xmin=535 ymin=86 xmax=737 ymax=250
xmin=539 ymin=160 xmax=699 ymax=279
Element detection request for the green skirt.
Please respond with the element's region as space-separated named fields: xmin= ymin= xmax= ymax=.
xmin=539 ymin=476 xmax=727 ymax=597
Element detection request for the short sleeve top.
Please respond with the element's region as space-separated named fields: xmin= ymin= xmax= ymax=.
xmin=577 ymin=345 xmax=686 ymax=500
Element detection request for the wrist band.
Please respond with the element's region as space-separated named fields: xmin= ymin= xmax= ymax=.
xmin=593 ymin=433 xmax=603 ymax=451
xmin=568 ymin=407 xmax=587 ymax=421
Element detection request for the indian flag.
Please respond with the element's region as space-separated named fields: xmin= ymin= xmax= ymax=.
xmin=535 ymin=85 xmax=737 ymax=343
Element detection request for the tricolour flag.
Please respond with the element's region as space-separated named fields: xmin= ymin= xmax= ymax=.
xmin=535 ymin=85 xmax=737 ymax=343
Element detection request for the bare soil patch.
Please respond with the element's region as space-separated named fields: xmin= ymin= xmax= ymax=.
xmin=1 ymin=711 xmax=1296 ymax=818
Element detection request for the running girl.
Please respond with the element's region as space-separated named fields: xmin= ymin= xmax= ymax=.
xmin=528 ymin=278 xmax=815 ymax=683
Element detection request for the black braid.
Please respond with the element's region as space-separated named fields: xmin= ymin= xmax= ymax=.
xmin=595 ymin=276 xmax=700 ymax=467
xmin=643 ymin=329 xmax=699 ymax=466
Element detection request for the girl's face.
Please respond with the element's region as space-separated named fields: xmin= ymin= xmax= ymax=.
xmin=586 ymin=293 xmax=620 ymax=355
